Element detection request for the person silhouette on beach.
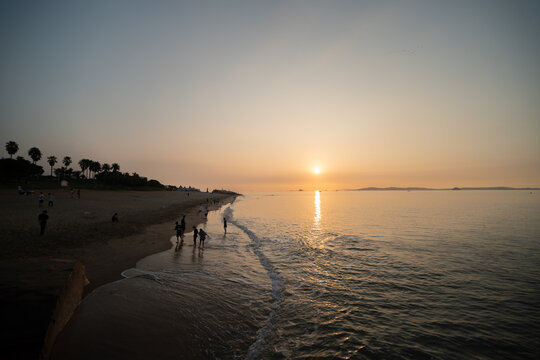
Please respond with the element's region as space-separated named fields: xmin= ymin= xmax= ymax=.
xmin=175 ymin=221 xmax=182 ymax=242
xmin=223 ymin=217 xmax=227 ymax=234
xmin=192 ymin=226 xmax=198 ymax=246
xmin=112 ymin=213 xmax=119 ymax=223
xmin=77 ymin=189 xmax=80 ymax=199
xmin=199 ymin=228 xmax=207 ymax=248
xmin=38 ymin=192 xmax=44 ymax=208
xmin=180 ymin=215 xmax=186 ymax=236
xmin=38 ymin=210 xmax=49 ymax=235
xmin=47 ymin=193 xmax=54 ymax=207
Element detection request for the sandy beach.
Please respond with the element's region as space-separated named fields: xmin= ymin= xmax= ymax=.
xmin=0 ymin=189 xmax=234 ymax=359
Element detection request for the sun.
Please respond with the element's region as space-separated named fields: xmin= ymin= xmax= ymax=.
xmin=313 ymin=168 xmax=321 ymax=174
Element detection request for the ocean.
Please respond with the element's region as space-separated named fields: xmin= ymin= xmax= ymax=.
xmin=52 ymin=191 xmax=540 ymax=359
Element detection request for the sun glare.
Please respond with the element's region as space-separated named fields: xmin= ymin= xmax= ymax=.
xmin=314 ymin=168 xmax=321 ymax=174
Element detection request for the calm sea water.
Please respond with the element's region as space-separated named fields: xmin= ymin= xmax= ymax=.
xmin=53 ymin=191 xmax=540 ymax=360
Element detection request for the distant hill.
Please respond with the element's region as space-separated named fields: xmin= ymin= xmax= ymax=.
xmin=459 ymin=187 xmax=539 ymax=190
xmin=350 ymin=187 xmax=540 ymax=191
xmin=353 ymin=187 xmax=434 ymax=191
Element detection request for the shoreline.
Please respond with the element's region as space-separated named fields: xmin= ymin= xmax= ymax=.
xmin=49 ymin=203 xmax=271 ymax=360
xmin=81 ymin=195 xmax=233 ymax=295
xmin=0 ymin=189 xmax=235 ymax=359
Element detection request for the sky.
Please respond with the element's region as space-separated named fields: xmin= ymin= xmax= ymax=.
xmin=1 ymin=0 xmax=539 ymax=191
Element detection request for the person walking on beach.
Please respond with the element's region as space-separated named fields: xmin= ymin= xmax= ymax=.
xmin=112 ymin=213 xmax=119 ymax=223
xmin=199 ymin=228 xmax=207 ymax=248
xmin=180 ymin=215 xmax=186 ymax=236
xmin=223 ymin=217 xmax=227 ymax=234
xmin=47 ymin=193 xmax=54 ymax=207
xmin=38 ymin=192 xmax=44 ymax=208
xmin=204 ymin=209 xmax=208 ymax=218
xmin=38 ymin=210 xmax=49 ymax=235
xmin=192 ymin=226 xmax=198 ymax=246
xmin=175 ymin=221 xmax=182 ymax=242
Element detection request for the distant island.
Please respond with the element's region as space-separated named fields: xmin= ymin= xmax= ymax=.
xmin=348 ymin=187 xmax=540 ymax=191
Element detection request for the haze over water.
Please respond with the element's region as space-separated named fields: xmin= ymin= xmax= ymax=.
xmin=2 ymin=1 xmax=540 ymax=190
xmin=54 ymin=191 xmax=540 ymax=359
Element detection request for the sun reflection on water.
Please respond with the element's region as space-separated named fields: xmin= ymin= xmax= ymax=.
xmin=314 ymin=190 xmax=321 ymax=228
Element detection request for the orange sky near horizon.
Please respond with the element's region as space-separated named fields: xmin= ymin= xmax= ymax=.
xmin=1 ymin=1 xmax=539 ymax=192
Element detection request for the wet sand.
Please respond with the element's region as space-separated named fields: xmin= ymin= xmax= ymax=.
xmin=0 ymin=189 xmax=233 ymax=359
xmin=50 ymin=268 xmax=268 ymax=360
xmin=49 ymin=210 xmax=272 ymax=360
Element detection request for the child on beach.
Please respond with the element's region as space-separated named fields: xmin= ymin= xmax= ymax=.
xmin=47 ymin=193 xmax=54 ymax=207
xmin=199 ymin=228 xmax=207 ymax=247
xmin=175 ymin=221 xmax=182 ymax=242
xmin=38 ymin=192 xmax=44 ymax=208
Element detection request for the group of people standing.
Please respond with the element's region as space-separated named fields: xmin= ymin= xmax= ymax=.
xmin=32 ymin=188 xmax=81 ymax=235
xmin=37 ymin=192 xmax=54 ymax=208
xmin=32 ymin=188 xmax=118 ymax=236
xmin=35 ymin=191 xmax=54 ymax=236
xmin=174 ymin=214 xmax=228 ymax=248
xmin=175 ymin=215 xmax=207 ymax=247
xmin=198 ymin=204 xmax=209 ymax=218
xmin=191 ymin=226 xmax=207 ymax=247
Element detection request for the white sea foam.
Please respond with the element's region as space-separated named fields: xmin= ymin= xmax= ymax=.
xmin=121 ymin=268 xmax=155 ymax=279
xmin=226 ymin=208 xmax=284 ymax=360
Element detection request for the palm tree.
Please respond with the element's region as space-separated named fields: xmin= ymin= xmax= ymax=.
xmin=89 ymin=161 xmax=101 ymax=179
xmin=28 ymin=147 xmax=42 ymax=164
xmin=63 ymin=156 xmax=72 ymax=168
xmin=47 ymin=156 xmax=58 ymax=176
xmin=60 ymin=156 xmax=72 ymax=180
xmin=101 ymin=163 xmax=111 ymax=173
xmin=111 ymin=163 xmax=120 ymax=173
xmin=79 ymin=159 xmax=90 ymax=178
xmin=5 ymin=141 xmax=19 ymax=158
